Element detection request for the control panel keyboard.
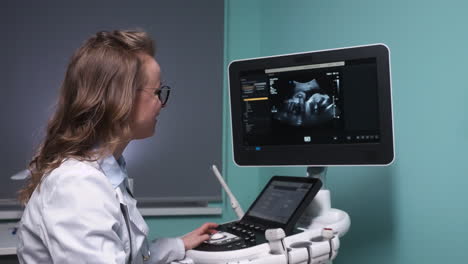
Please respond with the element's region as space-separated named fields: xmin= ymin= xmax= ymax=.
xmin=194 ymin=221 xmax=268 ymax=251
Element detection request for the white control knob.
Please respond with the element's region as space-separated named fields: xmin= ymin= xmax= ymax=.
xmin=265 ymin=228 xmax=286 ymax=255
xmin=210 ymin=233 xmax=225 ymax=240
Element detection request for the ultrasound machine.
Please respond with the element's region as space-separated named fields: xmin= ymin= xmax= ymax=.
xmin=174 ymin=44 xmax=394 ymax=264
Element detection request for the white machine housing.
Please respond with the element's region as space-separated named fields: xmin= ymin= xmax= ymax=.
xmin=173 ymin=189 xmax=350 ymax=264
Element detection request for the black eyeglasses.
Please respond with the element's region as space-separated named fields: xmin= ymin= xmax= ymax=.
xmin=155 ymin=84 xmax=171 ymax=106
xmin=139 ymin=83 xmax=171 ymax=106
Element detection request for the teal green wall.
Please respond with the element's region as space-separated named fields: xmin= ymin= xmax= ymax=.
xmin=226 ymin=0 xmax=468 ymax=263
xmin=147 ymin=0 xmax=468 ymax=263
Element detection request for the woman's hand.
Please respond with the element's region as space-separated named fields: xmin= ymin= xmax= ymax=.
xmin=182 ymin=222 xmax=219 ymax=250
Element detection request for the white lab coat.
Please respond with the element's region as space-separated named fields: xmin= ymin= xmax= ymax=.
xmin=17 ymin=158 xmax=185 ymax=264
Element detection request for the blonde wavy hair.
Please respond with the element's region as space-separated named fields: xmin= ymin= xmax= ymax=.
xmin=19 ymin=30 xmax=155 ymax=204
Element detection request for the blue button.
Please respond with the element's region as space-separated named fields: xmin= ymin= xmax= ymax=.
xmin=255 ymin=147 xmax=261 ymax=151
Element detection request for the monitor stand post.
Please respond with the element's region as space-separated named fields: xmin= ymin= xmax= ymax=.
xmin=307 ymin=166 xmax=328 ymax=189
xmin=303 ymin=166 xmax=331 ymax=220
xmin=297 ymin=166 xmax=350 ymax=237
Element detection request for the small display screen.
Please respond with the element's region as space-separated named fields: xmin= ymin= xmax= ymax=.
xmin=247 ymin=180 xmax=314 ymax=224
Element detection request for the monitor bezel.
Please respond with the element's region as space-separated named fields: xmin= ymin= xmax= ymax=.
xmin=228 ymin=43 xmax=394 ymax=166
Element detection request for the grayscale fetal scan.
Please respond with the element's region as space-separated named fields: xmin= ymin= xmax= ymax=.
xmin=273 ymin=78 xmax=340 ymax=127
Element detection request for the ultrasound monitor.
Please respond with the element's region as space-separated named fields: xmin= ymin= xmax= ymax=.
xmin=228 ymin=44 xmax=394 ymax=166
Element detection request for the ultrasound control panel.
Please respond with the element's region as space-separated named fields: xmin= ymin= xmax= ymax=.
xmin=194 ymin=176 xmax=321 ymax=252
xmin=194 ymin=220 xmax=268 ymax=251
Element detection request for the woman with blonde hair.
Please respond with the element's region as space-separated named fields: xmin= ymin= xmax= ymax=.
xmin=17 ymin=30 xmax=218 ymax=264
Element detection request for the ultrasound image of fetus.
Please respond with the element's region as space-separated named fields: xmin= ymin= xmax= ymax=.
xmin=306 ymin=93 xmax=332 ymax=114
xmin=274 ymin=79 xmax=340 ymax=127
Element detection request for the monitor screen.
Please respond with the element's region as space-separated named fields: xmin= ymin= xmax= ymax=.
xmin=229 ymin=44 xmax=394 ymax=166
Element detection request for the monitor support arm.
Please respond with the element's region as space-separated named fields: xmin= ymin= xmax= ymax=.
xmin=307 ymin=167 xmax=330 ymax=217
xmin=307 ymin=167 xmax=328 ymax=188
xmin=299 ymin=167 xmax=350 ymax=237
